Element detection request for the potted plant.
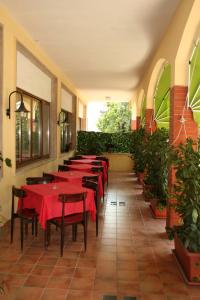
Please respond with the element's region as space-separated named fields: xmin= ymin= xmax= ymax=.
xmin=143 ymin=128 xmax=169 ymax=217
xmin=171 ymin=138 xmax=200 ymax=284
xmin=131 ymin=128 xmax=149 ymax=184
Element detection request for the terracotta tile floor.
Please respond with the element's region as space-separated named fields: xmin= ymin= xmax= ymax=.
xmin=0 ymin=172 xmax=200 ymax=299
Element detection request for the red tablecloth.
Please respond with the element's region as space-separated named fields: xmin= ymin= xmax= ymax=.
xmin=69 ymin=162 xmax=107 ymax=182
xmin=81 ymin=156 xmax=109 ymax=167
xmin=21 ymin=182 xmax=96 ymax=229
xmin=71 ymin=159 xmax=107 ymax=169
xmin=81 ymin=155 xmax=97 ymax=159
xmin=50 ymin=171 xmax=103 ymax=198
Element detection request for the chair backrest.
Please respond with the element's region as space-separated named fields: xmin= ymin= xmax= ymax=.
xmin=82 ymin=176 xmax=98 ymax=183
xmin=69 ymin=156 xmax=82 ymax=160
xmin=12 ymin=186 xmax=26 ymax=214
xmin=63 ymin=160 xmax=72 ymax=165
xmin=58 ymin=165 xmax=70 ymax=172
xmin=43 ymin=173 xmax=54 ymax=182
xmin=96 ymin=156 xmax=109 ymax=164
xmin=91 ymin=161 xmax=102 ymax=166
xmin=91 ymin=166 xmax=104 ymax=173
xmin=82 ymin=181 xmax=98 ymax=191
xmin=58 ymin=192 xmax=87 ymax=222
xmin=26 ymin=177 xmax=52 ymax=185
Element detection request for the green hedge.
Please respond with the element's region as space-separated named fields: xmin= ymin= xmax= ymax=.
xmin=77 ymin=131 xmax=134 ymax=154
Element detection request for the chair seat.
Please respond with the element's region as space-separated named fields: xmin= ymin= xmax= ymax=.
xmin=51 ymin=213 xmax=83 ymax=225
xmin=19 ymin=208 xmax=38 ymax=219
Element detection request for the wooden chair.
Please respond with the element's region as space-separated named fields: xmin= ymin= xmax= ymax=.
xmin=82 ymin=175 xmax=98 ymax=183
xmin=69 ymin=156 xmax=82 ymax=160
xmin=91 ymin=166 xmax=104 ymax=173
xmin=11 ymin=186 xmax=38 ymax=251
xmin=96 ymin=156 xmax=109 ymax=164
xmin=91 ymin=167 xmax=105 ymax=202
xmin=42 ymin=173 xmax=55 ymax=182
xmin=46 ymin=192 xmax=87 ymax=256
xmin=63 ymin=160 xmax=72 ymax=165
xmin=58 ymin=165 xmax=70 ymax=172
xmin=82 ymin=177 xmax=99 ymax=236
xmin=96 ymin=156 xmax=109 ymax=185
xmin=91 ymin=161 xmax=102 ymax=166
xmin=26 ymin=176 xmax=52 ymax=185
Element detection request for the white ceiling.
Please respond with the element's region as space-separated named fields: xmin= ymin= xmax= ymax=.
xmin=0 ymin=0 xmax=180 ymax=102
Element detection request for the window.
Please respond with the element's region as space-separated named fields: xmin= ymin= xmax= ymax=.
xmin=16 ymin=89 xmax=50 ymax=167
xmin=60 ymin=110 xmax=72 ymax=153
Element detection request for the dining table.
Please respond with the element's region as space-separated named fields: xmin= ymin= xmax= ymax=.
xmin=48 ymin=170 xmax=104 ymax=199
xmin=81 ymin=155 xmax=97 ymax=159
xmin=21 ymin=181 xmax=96 ymax=230
xmin=80 ymin=155 xmax=110 ymax=167
xmin=70 ymin=159 xmax=107 ymax=169
xmin=68 ymin=161 xmax=108 ymax=183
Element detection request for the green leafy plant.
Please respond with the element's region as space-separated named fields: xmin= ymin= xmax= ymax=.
xmin=172 ymin=138 xmax=200 ymax=252
xmin=144 ymin=128 xmax=170 ymax=207
xmin=130 ymin=128 xmax=149 ymax=173
xmin=77 ymin=131 xmax=135 ymax=154
xmin=96 ymin=102 xmax=131 ymax=133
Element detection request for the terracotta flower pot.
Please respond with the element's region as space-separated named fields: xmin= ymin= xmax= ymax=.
xmin=149 ymin=198 xmax=167 ymax=219
xmin=174 ymin=234 xmax=200 ymax=284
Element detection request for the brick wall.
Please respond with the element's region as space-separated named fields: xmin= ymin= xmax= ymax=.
xmin=167 ymin=85 xmax=198 ymax=228
xmin=145 ymin=109 xmax=157 ymax=133
xmin=136 ymin=116 xmax=141 ymax=130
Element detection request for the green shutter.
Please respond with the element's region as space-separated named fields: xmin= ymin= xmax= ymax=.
xmin=188 ymin=41 xmax=200 ymax=126
xmin=154 ymin=64 xmax=170 ymax=129
xmin=140 ymin=95 xmax=146 ymax=128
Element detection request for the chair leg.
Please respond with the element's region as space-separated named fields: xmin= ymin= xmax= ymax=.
xmin=95 ymin=195 xmax=99 ymax=237
xmin=47 ymin=223 xmax=51 ymax=245
xmin=83 ymin=222 xmax=87 ymax=251
xmin=102 ymin=181 xmax=105 ymax=203
xmin=44 ymin=222 xmax=50 ymax=249
xmin=35 ymin=216 xmax=38 ymax=237
xmin=32 ymin=221 xmax=34 ymax=235
xmin=20 ymin=217 xmax=24 ymax=251
xmin=60 ymin=224 xmax=64 ymax=257
xmin=10 ymin=216 xmax=14 ymax=243
xmin=83 ymin=213 xmax=88 ymax=251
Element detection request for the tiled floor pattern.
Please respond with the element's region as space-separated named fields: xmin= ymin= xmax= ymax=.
xmin=0 ymin=172 xmax=200 ymax=299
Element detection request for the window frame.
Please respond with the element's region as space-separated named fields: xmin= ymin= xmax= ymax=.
xmin=16 ymin=88 xmax=50 ymax=168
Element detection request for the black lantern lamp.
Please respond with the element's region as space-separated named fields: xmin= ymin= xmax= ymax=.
xmin=6 ymin=90 xmax=29 ymax=119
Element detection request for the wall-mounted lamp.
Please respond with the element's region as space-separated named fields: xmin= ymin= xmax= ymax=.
xmin=57 ymin=111 xmax=69 ymax=128
xmin=6 ymin=90 xmax=29 ymax=119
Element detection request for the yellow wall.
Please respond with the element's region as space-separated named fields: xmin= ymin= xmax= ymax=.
xmin=134 ymin=0 xmax=197 ymax=112
xmin=0 ymin=6 xmax=86 ymax=221
xmin=105 ymin=153 xmax=133 ymax=172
